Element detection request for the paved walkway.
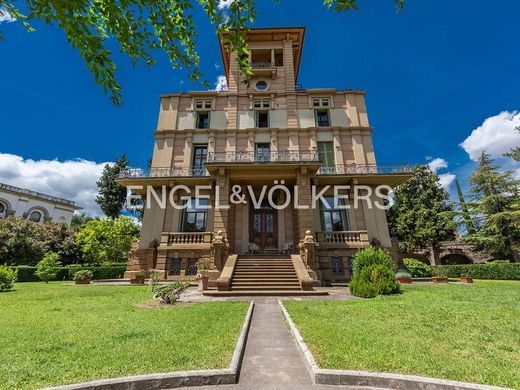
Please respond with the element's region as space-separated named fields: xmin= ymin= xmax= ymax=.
xmin=175 ymin=301 xmax=382 ymax=390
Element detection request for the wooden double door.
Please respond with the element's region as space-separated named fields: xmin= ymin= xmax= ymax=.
xmin=250 ymin=203 xmax=277 ymax=252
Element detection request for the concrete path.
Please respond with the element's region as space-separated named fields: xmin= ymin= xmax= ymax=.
xmin=175 ymin=301 xmax=382 ymax=390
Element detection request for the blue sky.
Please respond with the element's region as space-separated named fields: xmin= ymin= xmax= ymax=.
xmin=0 ymin=0 xmax=519 ymax=215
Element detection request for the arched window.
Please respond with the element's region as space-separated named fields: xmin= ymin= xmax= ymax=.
xmin=0 ymin=203 xmax=6 ymax=219
xmin=29 ymin=210 xmax=42 ymax=223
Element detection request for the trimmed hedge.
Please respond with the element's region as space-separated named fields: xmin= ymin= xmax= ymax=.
xmin=14 ymin=265 xmax=127 ymax=282
xmin=434 ymin=263 xmax=520 ymax=281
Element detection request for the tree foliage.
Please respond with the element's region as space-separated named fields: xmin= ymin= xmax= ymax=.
xmin=0 ymin=217 xmax=79 ymax=265
xmin=0 ymin=0 xmax=403 ymax=105
xmin=96 ymin=154 xmax=129 ymax=219
xmin=505 ymin=127 xmax=520 ymax=162
xmin=464 ymin=152 xmax=520 ymax=262
xmin=75 ymin=217 xmax=140 ymax=263
xmin=386 ymin=165 xmax=456 ymax=253
xmin=35 ymin=252 xmax=61 ymax=283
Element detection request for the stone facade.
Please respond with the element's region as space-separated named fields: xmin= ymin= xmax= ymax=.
xmin=0 ymin=182 xmax=80 ymax=225
xmin=118 ymin=27 xmax=413 ymax=285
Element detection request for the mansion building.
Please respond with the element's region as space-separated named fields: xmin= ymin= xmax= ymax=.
xmin=118 ymin=27 xmax=412 ymax=292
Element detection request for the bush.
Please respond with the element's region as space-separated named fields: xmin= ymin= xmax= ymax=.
xmin=0 ymin=265 xmax=17 ymax=292
xmin=75 ymin=217 xmax=140 ymax=263
xmin=349 ymin=264 xmax=401 ymax=298
xmin=352 ymin=247 xmax=395 ymax=276
xmin=35 ymin=252 xmax=62 ymax=283
xmin=433 ymin=263 xmax=520 ymax=280
xmin=14 ymin=265 xmax=126 ymax=282
xmin=153 ymin=281 xmax=190 ymax=304
xmin=396 ymin=271 xmax=411 ymax=278
xmin=403 ymin=258 xmax=433 ymax=278
xmin=73 ymin=269 xmax=94 ymax=281
xmin=0 ymin=217 xmax=80 ymax=266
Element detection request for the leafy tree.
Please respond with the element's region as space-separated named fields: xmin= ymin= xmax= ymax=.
xmin=464 ymin=152 xmax=520 ymax=262
xmin=75 ymin=217 xmax=140 ymax=264
xmin=505 ymin=126 xmax=520 ymax=162
xmin=0 ymin=0 xmax=403 ymax=105
xmin=0 ymin=265 xmax=17 ymax=292
xmin=96 ymin=154 xmax=129 ymax=219
xmin=35 ymin=252 xmax=61 ymax=283
xmin=386 ymin=166 xmax=456 ymax=256
xmin=71 ymin=213 xmax=97 ymax=230
xmin=0 ymin=217 xmax=80 ymax=265
xmin=455 ymin=179 xmax=477 ymax=235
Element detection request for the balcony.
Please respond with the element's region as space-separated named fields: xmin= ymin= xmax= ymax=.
xmin=315 ymin=230 xmax=370 ymax=249
xmin=206 ymin=150 xmax=319 ymax=164
xmin=249 ymin=62 xmax=277 ymax=78
xmin=160 ymin=232 xmax=213 ymax=249
xmin=119 ymin=167 xmax=209 ymax=179
xmin=317 ymin=164 xmax=417 ymax=176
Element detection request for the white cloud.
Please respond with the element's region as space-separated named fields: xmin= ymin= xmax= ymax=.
xmin=218 ymin=0 xmax=235 ymax=9
xmin=428 ymin=157 xmax=448 ymax=173
xmin=0 ymin=153 xmax=110 ymax=216
xmin=214 ymin=75 xmax=228 ymax=91
xmin=460 ymin=111 xmax=520 ymax=161
xmin=427 ymin=157 xmax=455 ymax=190
xmin=438 ymin=173 xmax=456 ymax=190
xmin=0 ymin=7 xmax=16 ymax=23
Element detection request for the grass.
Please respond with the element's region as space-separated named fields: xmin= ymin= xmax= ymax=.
xmin=284 ymin=281 xmax=520 ymax=389
xmin=0 ymin=282 xmax=249 ymax=390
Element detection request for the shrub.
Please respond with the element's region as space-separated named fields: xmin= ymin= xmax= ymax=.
xmin=349 ymin=264 xmax=401 ymax=298
xmin=433 ymin=263 xmax=520 ymax=280
xmin=352 ymin=247 xmax=395 ymax=276
xmin=73 ymin=269 xmax=94 ymax=281
xmin=403 ymin=258 xmax=433 ymax=278
xmin=14 ymin=265 xmax=126 ymax=282
xmin=153 ymin=281 xmax=190 ymax=304
xmin=75 ymin=217 xmax=140 ymax=264
xmin=35 ymin=252 xmax=62 ymax=283
xmin=396 ymin=271 xmax=411 ymax=279
xmin=0 ymin=266 xmax=17 ymax=292
xmin=0 ymin=217 xmax=80 ymax=266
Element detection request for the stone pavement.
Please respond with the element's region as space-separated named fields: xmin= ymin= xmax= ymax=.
xmin=175 ymin=301 xmax=382 ymax=390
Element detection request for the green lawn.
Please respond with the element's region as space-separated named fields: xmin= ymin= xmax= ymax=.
xmin=284 ymin=281 xmax=520 ymax=389
xmin=0 ymin=283 xmax=249 ymax=390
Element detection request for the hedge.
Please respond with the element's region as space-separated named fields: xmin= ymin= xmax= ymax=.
xmin=14 ymin=265 xmax=127 ymax=282
xmin=434 ymin=262 xmax=520 ymax=281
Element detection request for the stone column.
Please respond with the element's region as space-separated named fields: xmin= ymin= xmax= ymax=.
xmin=295 ymin=167 xmax=314 ymax=239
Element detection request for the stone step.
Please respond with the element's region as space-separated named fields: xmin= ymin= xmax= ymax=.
xmin=232 ymin=281 xmax=300 ymax=286
xmin=232 ymin=277 xmax=298 ymax=282
xmin=233 ymin=272 xmax=297 ymax=276
xmin=203 ymin=290 xmax=329 ymax=297
xmin=238 ymin=255 xmax=291 ymax=259
xmin=231 ymin=285 xmax=302 ymax=291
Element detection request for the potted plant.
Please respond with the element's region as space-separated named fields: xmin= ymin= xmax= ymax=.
xmin=460 ymin=274 xmax=473 ymax=284
xmin=432 ymin=267 xmax=449 ymax=284
xmin=396 ymin=271 xmax=412 ymax=284
xmin=196 ymin=260 xmax=210 ymax=291
xmin=131 ymin=270 xmax=146 ymax=285
xmin=73 ymin=269 xmax=93 ymax=285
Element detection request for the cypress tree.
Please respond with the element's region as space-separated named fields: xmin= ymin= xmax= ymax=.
xmin=96 ymin=154 xmax=129 ymax=219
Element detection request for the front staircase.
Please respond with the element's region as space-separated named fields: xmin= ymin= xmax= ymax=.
xmin=231 ymin=255 xmax=301 ymax=291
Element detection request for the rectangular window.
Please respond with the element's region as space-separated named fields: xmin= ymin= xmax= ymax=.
xmin=186 ymin=258 xmax=198 ymax=276
xmin=169 ymin=258 xmax=181 ymax=276
xmin=331 ymin=256 xmax=343 ymax=274
xmin=195 ymin=100 xmax=212 ymax=110
xmin=191 ymin=145 xmax=207 ymax=176
xmin=255 ymin=111 xmax=270 ymax=128
xmin=196 ymin=111 xmax=210 ymax=129
xmin=255 ymin=143 xmax=271 ymax=162
xmin=274 ymin=49 xmax=284 ymax=66
xmin=313 ymin=98 xmax=330 ymax=108
xmin=319 ymin=196 xmax=348 ymax=232
xmin=253 ymin=99 xmax=270 ymax=109
xmin=181 ymin=198 xmax=208 ymax=232
xmin=317 ymin=141 xmax=335 ymax=174
xmin=315 ymin=109 xmax=330 ymax=127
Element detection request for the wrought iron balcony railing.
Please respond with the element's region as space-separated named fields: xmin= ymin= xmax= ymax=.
xmin=119 ymin=167 xmax=209 ymax=179
xmin=317 ymin=163 xmax=417 ymax=176
xmin=206 ymin=151 xmax=320 ymax=164
xmin=250 ymin=62 xmax=274 ymax=69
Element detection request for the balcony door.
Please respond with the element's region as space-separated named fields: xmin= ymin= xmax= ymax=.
xmin=192 ymin=145 xmax=207 ymax=176
xmin=255 ymin=143 xmax=271 ymax=162
xmin=250 ymin=201 xmax=277 ymax=252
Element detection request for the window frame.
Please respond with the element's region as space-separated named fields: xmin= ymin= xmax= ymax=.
xmin=191 ymin=144 xmax=208 ymax=176
xmin=180 ymin=198 xmax=209 ymax=233
xmin=255 ymin=110 xmax=270 ymax=128
xmin=319 ymin=195 xmax=348 ymax=232
xmin=315 ymin=109 xmax=331 ymax=127
xmin=195 ymin=111 xmax=211 ymax=129
xmin=194 ymin=99 xmax=213 ymax=110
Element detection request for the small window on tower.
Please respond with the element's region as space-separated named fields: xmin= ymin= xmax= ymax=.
xmin=274 ymin=49 xmax=284 ymax=66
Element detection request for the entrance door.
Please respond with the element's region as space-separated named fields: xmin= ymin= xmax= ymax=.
xmin=250 ymin=202 xmax=277 ymax=252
